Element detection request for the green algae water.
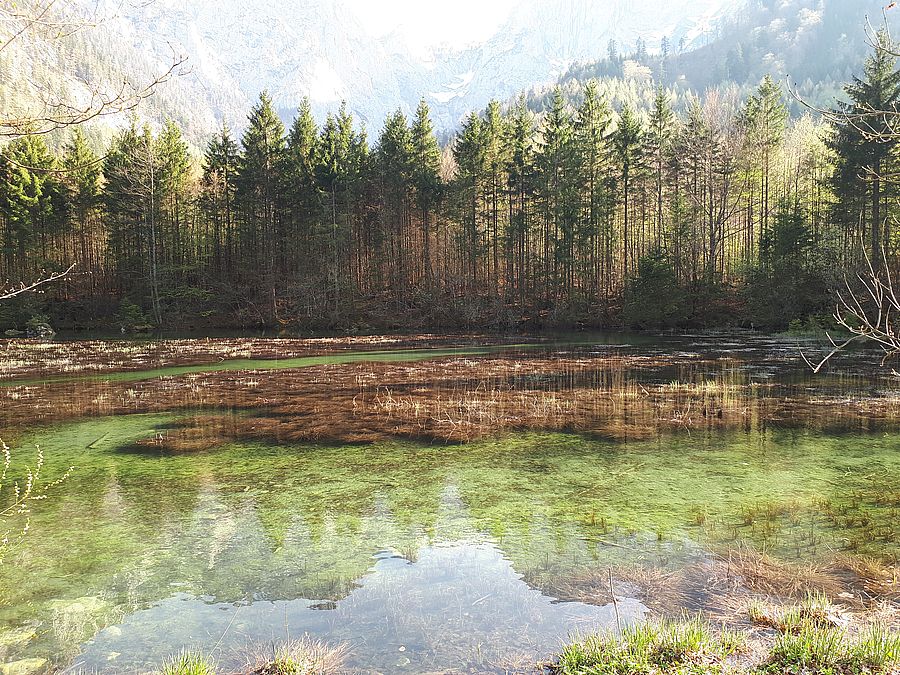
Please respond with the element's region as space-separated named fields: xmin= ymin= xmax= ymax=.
xmin=0 ymin=336 xmax=898 ymax=673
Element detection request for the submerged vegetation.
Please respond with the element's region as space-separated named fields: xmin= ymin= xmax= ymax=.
xmin=0 ymin=335 xmax=897 ymax=672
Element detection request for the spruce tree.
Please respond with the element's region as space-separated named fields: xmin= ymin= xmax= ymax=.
xmin=741 ymin=75 xmax=788 ymax=253
xmin=0 ymin=134 xmax=60 ymax=276
xmin=454 ymin=111 xmax=486 ymax=288
xmin=613 ymin=103 xmax=644 ymax=280
xmin=646 ymin=86 xmax=676 ymax=248
xmin=504 ymin=98 xmax=535 ymax=299
xmin=410 ymin=98 xmax=442 ymax=287
xmin=201 ymin=124 xmax=239 ymax=275
xmin=285 ymin=97 xmax=322 ymax=269
xmin=536 ymin=88 xmax=577 ymax=300
xmin=574 ymin=80 xmax=614 ymax=293
xmin=830 ymin=29 xmax=900 ymax=264
xmin=237 ymin=91 xmax=287 ymax=276
xmin=376 ymin=110 xmax=414 ymax=289
xmin=62 ymin=128 xmax=101 ymax=287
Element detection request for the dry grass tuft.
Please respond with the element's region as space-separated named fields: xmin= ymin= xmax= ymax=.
xmin=545 ymin=565 xmax=689 ymax=616
xmin=712 ymin=545 xmax=842 ymax=600
xmin=242 ymin=636 xmax=348 ymax=675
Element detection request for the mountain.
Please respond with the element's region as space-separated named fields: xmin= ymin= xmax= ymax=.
xmin=1 ymin=0 xmax=737 ymax=145
xmin=413 ymin=0 xmax=735 ymax=129
xmin=523 ymin=0 xmax=899 ymax=119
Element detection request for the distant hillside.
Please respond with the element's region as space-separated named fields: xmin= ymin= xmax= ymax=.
xmin=519 ymin=0 xmax=897 ymax=118
xmin=1 ymin=0 xmax=736 ymax=146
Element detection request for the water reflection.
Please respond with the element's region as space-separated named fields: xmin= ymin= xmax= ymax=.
xmin=76 ymin=543 xmax=645 ymax=673
xmin=1 ymin=417 xmax=897 ymax=670
xmin=1 ymin=335 xmax=898 ymax=672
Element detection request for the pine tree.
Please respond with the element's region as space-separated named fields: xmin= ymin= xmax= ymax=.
xmin=646 ymin=86 xmax=676 ymax=248
xmin=574 ymin=80 xmax=613 ymax=294
xmin=741 ymin=75 xmax=788 ymax=255
xmin=318 ymin=105 xmax=353 ymax=311
xmin=155 ymin=119 xmax=191 ymax=275
xmin=285 ymin=97 xmax=322 ymax=272
xmin=62 ymin=128 xmax=101 ymax=288
xmin=201 ymin=123 xmax=239 ymax=276
xmin=536 ymin=88 xmax=577 ymax=300
xmin=0 ymin=134 xmax=60 ymax=277
xmin=454 ymin=111 xmax=486 ymax=288
xmin=483 ymin=100 xmax=507 ymax=289
xmin=504 ymin=97 xmax=535 ymax=300
xmin=103 ymin=122 xmax=163 ymax=323
xmin=376 ymin=110 xmax=413 ymax=289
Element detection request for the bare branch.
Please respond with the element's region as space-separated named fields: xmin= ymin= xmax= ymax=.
xmin=0 ymin=264 xmax=76 ymax=300
xmin=0 ymin=0 xmax=188 ymax=138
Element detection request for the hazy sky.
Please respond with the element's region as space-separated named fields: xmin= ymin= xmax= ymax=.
xmin=344 ymin=0 xmax=518 ymax=51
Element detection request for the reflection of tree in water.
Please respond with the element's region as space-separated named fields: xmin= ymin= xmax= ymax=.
xmin=1 ymin=378 xmax=898 ymax=666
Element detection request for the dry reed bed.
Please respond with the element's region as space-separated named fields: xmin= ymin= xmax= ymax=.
xmin=542 ymin=546 xmax=899 ymax=629
xmin=2 ymin=352 xmax=899 ymax=447
xmin=0 ymin=334 xmax=513 ymax=381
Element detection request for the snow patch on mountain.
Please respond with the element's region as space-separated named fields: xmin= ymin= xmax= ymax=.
xmin=9 ymin=0 xmax=742 ymax=142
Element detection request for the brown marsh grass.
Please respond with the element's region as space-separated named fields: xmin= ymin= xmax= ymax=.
xmin=545 ymin=546 xmax=899 ymax=630
xmin=3 ymin=350 xmax=899 ymax=447
xmin=0 ymin=334 xmax=520 ymax=381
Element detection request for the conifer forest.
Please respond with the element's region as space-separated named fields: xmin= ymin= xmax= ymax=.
xmin=5 ymin=31 xmax=900 ymax=332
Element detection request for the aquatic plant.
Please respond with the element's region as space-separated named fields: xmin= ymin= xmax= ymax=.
xmin=748 ymin=592 xmax=847 ymax=633
xmin=4 ymin=339 xmax=899 ymax=447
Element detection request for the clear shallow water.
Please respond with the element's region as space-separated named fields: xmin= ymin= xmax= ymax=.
xmin=1 ymin=415 xmax=898 ymax=671
xmin=0 ymin=336 xmax=898 ymax=672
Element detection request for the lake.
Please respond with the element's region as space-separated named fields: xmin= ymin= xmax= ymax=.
xmin=0 ymin=334 xmax=897 ymax=673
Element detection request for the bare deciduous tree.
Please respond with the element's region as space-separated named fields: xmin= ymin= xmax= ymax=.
xmin=791 ymin=13 xmax=900 ymax=373
xmin=802 ymin=252 xmax=900 ymax=374
xmin=0 ymin=0 xmax=187 ymax=138
xmin=0 ymin=263 xmax=76 ymax=300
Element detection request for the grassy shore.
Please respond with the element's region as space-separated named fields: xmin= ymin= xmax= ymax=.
xmin=554 ymin=595 xmax=900 ymax=675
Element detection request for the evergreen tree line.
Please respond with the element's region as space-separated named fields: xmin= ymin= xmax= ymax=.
xmin=2 ymin=34 xmax=899 ymax=332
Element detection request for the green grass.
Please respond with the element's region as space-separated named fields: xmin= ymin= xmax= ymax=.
xmin=760 ymin=623 xmax=900 ymax=674
xmin=556 ymin=612 xmax=900 ymax=675
xmin=557 ymin=617 xmax=743 ymax=674
xmin=249 ymin=638 xmax=347 ymax=675
xmin=160 ymin=650 xmax=216 ymax=675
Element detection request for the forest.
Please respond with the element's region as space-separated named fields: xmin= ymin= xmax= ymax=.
xmin=1 ymin=29 xmax=898 ymax=334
